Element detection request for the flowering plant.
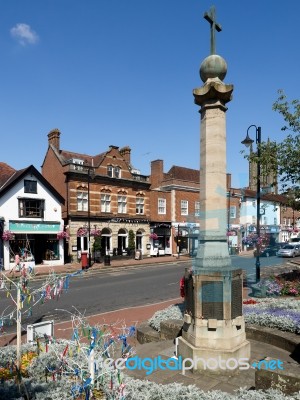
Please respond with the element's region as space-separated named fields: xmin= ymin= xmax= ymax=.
xmin=243 ymin=299 xmax=257 ymax=305
xmin=226 ymin=231 xmax=236 ymax=236
xmin=90 ymin=229 xmax=101 ymax=237
xmin=77 ymin=228 xmax=88 ymax=237
xmin=1 ymin=230 xmax=15 ymax=241
xmin=57 ymin=231 xmax=70 ymax=240
xmin=242 ymin=233 xmax=268 ymax=246
xmin=149 ymin=233 xmax=158 ymax=240
xmin=257 ymin=271 xmax=300 ymax=297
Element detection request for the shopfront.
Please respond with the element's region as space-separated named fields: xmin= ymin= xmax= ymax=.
xmin=149 ymin=224 xmax=171 ymax=256
xmin=3 ymin=221 xmax=63 ymax=270
xmin=172 ymin=222 xmax=200 ymax=256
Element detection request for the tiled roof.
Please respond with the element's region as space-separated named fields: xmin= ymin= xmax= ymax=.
xmin=0 ymin=164 xmax=64 ymax=204
xmin=0 ymin=162 xmax=16 ymax=188
xmin=242 ymin=188 xmax=289 ymax=203
xmin=59 ymin=150 xmax=106 ymax=167
xmin=166 ymin=165 xmax=199 ymax=182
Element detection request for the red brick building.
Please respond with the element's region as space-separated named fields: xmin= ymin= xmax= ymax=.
xmin=42 ymin=129 xmax=151 ymax=262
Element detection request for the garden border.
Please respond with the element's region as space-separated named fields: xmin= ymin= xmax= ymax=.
xmin=137 ymin=320 xmax=300 ymax=358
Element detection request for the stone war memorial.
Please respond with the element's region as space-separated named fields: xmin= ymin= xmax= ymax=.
xmin=177 ymin=5 xmax=251 ymax=371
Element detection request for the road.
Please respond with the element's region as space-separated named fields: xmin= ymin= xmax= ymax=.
xmin=0 ymin=255 xmax=289 ymax=335
xmin=0 ymin=262 xmax=186 ymax=334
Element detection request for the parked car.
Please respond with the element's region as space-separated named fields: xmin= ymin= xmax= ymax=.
xmin=277 ymin=244 xmax=300 ymax=258
xmin=253 ymin=243 xmax=285 ymax=257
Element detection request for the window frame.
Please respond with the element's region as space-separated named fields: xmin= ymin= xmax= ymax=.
xmin=136 ymin=197 xmax=144 ymax=214
xmin=18 ymin=198 xmax=44 ymax=218
xmin=195 ymin=201 xmax=200 ymax=217
xmin=229 ymin=206 xmax=236 ymax=219
xmin=107 ymin=165 xmax=121 ymax=178
xmin=24 ymin=180 xmax=37 ymax=194
xmin=101 ymin=193 xmax=111 ymax=213
xmin=181 ymin=200 xmax=188 ymax=216
xmin=118 ymin=195 xmax=127 ymax=214
xmin=77 ymin=190 xmax=88 ymax=211
xmin=158 ymin=198 xmax=166 ymax=215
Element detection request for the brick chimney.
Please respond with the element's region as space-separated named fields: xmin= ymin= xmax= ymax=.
xmin=48 ymin=128 xmax=61 ymax=150
xmin=226 ymin=173 xmax=231 ymax=191
xmin=120 ymin=146 xmax=131 ymax=164
xmin=151 ymin=159 xmax=164 ymax=189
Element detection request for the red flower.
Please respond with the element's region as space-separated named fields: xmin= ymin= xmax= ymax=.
xmin=243 ymin=299 xmax=257 ymax=305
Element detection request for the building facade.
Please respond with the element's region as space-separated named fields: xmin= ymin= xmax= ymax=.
xmin=42 ymin=129 xmax=151 ymax=263
xmin=0 ymin=163 xmax=65 ymax=270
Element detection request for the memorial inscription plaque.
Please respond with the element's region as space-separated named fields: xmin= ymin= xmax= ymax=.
xmin=202 ymin=281 xmax=223 ymax=320
xmin=231 ymin=278 xmax=242 ymax=319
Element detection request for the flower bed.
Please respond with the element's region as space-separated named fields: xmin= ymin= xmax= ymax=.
xmin=0 ymin=343 xmax=299 ymax=399
xmin=258 ymin=270 xmax=300 ymax=297
xmin=148 ymin=298 xmax=300 ymax=334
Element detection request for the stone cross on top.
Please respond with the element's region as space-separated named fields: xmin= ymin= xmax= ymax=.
xmin=204 ymin=5 xmax=222 ymax=55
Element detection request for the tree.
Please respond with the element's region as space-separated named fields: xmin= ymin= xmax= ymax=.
xmin=243 ymin=90 xmax=300 ymax=210
xmin=128 ymin=230 xmax=135 ymax=256
xmin=92 ymin=236 xmax=101 ymax=252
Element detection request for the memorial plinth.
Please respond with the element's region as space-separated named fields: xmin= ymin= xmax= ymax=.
xmin=177 ymin=7 xmax=250 ymax=371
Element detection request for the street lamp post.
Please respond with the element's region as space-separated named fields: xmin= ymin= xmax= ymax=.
xmin=241 ymin=125 xmax=261 ymax=283
xmin=227 ymin=190 xmax=231 ymax=251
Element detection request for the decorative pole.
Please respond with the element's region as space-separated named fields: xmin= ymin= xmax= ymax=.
xmin=16 ymin=282 xmax=21 ymax=371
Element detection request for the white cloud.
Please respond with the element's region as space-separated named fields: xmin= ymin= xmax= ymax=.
xmin=10 ymin=23 xmax=39 ymax=46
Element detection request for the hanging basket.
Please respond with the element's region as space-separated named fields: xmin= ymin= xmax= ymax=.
xmin=2 ymin=230 xmax=15 ymax=241
xmin=77 ymin=228 xmax=88 ymax=237
xmin=57 ymin=231 xmax=70 ymax=240
xmin=90 ymin=229 xmax=101 ymax=237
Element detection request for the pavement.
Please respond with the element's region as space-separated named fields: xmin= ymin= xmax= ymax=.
xmin=1 ymin=252 xmax=300 ymax=394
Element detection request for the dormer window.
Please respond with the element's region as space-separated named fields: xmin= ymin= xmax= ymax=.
xmin=24 ymin=180 xmax=37 ymax=194
xmin=70 ymin=158 xmax=84 ymax=171
xmin=107 ymin=165 xmax=121 ymax=178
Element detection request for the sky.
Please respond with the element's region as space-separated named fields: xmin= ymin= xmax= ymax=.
xmin=0 ymin=1 xmax=299 ymax=189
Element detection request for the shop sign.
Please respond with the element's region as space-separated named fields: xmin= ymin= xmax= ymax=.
xmin=9 ymin=221 xmax=60 ymax=233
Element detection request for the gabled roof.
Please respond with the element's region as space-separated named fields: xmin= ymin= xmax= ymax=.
xmin=45 ymin=144 xmax=106 ymax=168
xmin=0 ymin=164 xmax=65 ymax=205
xmin=0 ymin=162 xmax=17 ymax=188
xmin=59 ymin=149 xmax=106 ymax=167
xmin=165 ymin=165 xmax=199 ymax=182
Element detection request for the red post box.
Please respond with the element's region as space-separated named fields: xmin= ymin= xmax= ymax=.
xmin=81 ymin=252 xmax=88 ymax=270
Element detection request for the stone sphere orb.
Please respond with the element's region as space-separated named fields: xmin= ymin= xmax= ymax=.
xmin=200 ymin=54 xmax=227 ymax=82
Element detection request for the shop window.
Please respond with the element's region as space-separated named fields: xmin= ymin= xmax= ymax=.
xmin=136 ymin=230 xmax=143 ymax=249
xmin=24 ymin=180 xmax=37 ymax=194
xmin=77 ymin=236 xmax=88 ymax=251
xmin=19 ymin=199 xmax=44 ymax=218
